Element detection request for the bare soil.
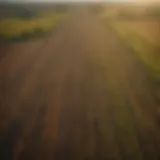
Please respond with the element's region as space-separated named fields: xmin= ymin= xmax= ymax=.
xmin=0 ymin=7 xmax=160 ymax=160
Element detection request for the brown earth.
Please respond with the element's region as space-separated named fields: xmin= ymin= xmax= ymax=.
xmin=0 ymin=7 xmax=160 ymax=160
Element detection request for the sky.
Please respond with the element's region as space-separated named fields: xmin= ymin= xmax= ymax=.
xmin=0 ymin=0 xmax=145 ymax=1
xmin=1 ymin=0 xmax=159 ymax=3
xmin=1 ymin=0 xmax=129 ymax=1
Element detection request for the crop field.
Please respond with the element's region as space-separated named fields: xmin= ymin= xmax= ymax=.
xmin=115 ymin=20 xmax=159 ymax=45
xmin=0 ymin=3 xmax=68 ymax=41
xmin=0 ymin=14 xmax=66 ymax=39
xmin=114 ymin=20 xmax=159 ymax=79
xmin=0 ymin=3 xmax=160 ymax=159
xmin=103 ymin=4 xmax=160 ymax=80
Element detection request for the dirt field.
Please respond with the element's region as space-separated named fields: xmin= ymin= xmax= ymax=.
xmin=0 ymin=7 xmax=160 ymax=160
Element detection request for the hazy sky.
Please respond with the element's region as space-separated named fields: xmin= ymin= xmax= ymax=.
xmin=1 ymin=0 xmax=129 ymax=1
xmin=1 ymin=0 xmax=159 ymax=3
xmin=0 ymin=0 xmax=148 ymax=2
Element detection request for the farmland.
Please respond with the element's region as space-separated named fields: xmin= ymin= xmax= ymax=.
xmin=102 ymin=3 xmax=160 ymax=80
xmin=116 ymin=20 xmax=159 ymax=45
xmin=0 ymin=3 xmax=68 ymax=41
xmin=0 ymin=3 xmax=160 ymax=159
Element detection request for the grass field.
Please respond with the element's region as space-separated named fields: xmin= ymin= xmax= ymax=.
xmin=116 ymin=20 xmax=159 ymax=45
xmin=102 ymin=4 xmax=160 ymax=80
xmin=112 ymin=20 xmax=159 ymax=80
xmin=0 ymin=4 xmax=68 ymax=41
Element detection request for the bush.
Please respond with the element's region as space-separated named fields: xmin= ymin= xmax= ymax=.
xmin=33 ymin=28 xmax=45 ymax=36
xmin=8 ymin=28 xmax=46 ymax=42
xmin=0 ymin=11 xmax=67 ymax=42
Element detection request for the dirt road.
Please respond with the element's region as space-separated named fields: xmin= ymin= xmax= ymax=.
xmin=0 ymin=8 xmax=160 ymax=160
